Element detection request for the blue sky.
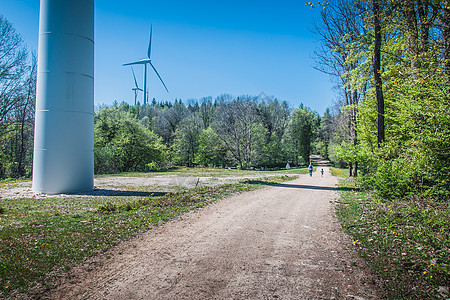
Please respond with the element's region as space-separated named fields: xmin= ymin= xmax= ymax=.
xmin=3 ymin=0 xmax=336 ymax=114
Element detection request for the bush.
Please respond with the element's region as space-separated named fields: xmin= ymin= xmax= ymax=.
xmin=94 ymin=145 xmax=119 ymax=174
xmin=94 ymin=106 xmax=167 ymax=174
xmin=359 ymin=136 xmax=450 ymax=201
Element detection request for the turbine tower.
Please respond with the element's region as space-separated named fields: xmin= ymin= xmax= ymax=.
xmin=130 ymin=66 xmax=143 ymax=105
xmin=33 ymin=0 xmax=94 ymax=194
xmin=123 ymin=26 xmax=169 ymax=105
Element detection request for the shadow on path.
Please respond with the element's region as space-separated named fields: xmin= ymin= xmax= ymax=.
xmin=69 ymin=189 xmax=167 ymax=197
xmin=273 ymin=182 xmax=356 ymax=192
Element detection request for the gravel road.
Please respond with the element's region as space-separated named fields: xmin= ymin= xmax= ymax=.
xmin=44 ymin=167 xmax=380 ymax=299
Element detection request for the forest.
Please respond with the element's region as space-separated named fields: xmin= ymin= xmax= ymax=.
xmin=1 ymin=0 xmax=450 ymax=201
xmin=92 ymin=97 xmax=326 ymax=173
xmin=310 ymin=0 xmax=450 ymax=200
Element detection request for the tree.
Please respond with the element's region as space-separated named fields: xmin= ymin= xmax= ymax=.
xmin=287 ymin=104 xmax=320 ymax=165
xmin=313 ymin=0 xmax=450 ymax=198
xmin=0 ymin=15 xmax=28 ymax=136
xmin=154 ymin=101 xmax=188 ymax=144
xmin=0 ymin=15 xmax=35 ymax=179
xmin=139 ymin=104 xmax=160 ymax=131
xmin=196 ymin=127 xmax=229 ymax=167
xmin=94 ymin=106 xmax=166 ymax=173
xmin=198 ymin=97 xmax=214 ymax=129
xmin=313 ymin=0 xmax=366 ymax=176
xmin=258 ymin=97 xmax=290 ymax=142
xmin=373 ymin=0 xmax=385 ymax=146
xmin=316 ymin=107 xmax=335 ymax=159
xmin=10 ymin=54 xmax=36 ymax=177
xmin=173 ymin=115 xmax=202 ymax=166
xmin=256 ymin=97 xmax=291 ymax=167
xmin=213 ymin=96 xmax=263 ymax=169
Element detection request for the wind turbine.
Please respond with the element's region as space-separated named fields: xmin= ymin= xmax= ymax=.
xmin=123 ymin=26 xmax=169 ymax=105
xmin=130 ymin=66 xmax=143 ymax=105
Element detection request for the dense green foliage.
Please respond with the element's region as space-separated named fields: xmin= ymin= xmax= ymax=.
xmin=287 ymin=104 xmax=320 ymax=166
xmin=94 ymin=105 xmax=166 ymax=173
xmin=91 ymin=97 xmax=320 ymax=173
xmin=313 ymin=0 xmax=450 ymax=200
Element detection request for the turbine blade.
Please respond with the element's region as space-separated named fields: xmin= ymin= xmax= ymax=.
xmin=147 ymin=25 xmax=152 ymax=59
xmin=123 ymin=61 xmax=146 ymax=66
xmin=131 ymin=66 xmax=139 ymax=88
xmin=150 ymin=62 xmax=169 ymax=93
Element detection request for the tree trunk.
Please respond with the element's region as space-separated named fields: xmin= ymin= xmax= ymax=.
xmin=373 ymin=0 xmax=385 ymax=146
xmin=417 ymin=0 xmax=431 ymax=53
xmin=17 ymin=104 xmax=28 ymax=177
xmin=404 ymin=0 xmax=420 ymax=68
xmin=352 ymin=161 xmax=358 ymax=177
xmin=352 ymin=89 xmax=358 ymax=177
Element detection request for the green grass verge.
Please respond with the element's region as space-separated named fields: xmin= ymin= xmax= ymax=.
xmin=330 ymin=167 xmax=348 ymax=177
xmin=0 ymin=175 xmax=296 ymax=298
xmin=335 ymin=179 xmax=450 ymax=299
xmin=102 ymin=166 xmax=309 ymax=178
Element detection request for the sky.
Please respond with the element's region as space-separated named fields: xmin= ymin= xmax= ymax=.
xmin=2 ymin=0 xmax=336 ymax=115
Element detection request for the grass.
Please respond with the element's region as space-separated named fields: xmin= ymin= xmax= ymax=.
xmin=105 ymin=166 xmax=310 ymax=178
xmin=0 ymin=175 xmax=296 ymax=298
xmin=0 ymin=179 xmax=29 ymax=190
xmin=330 ymin=167 xmax=349 ymax=177
xmin=335 ymin=178 xmax=450 ymax=299
xmin=0 ymin=178 xmax=28 ymax=185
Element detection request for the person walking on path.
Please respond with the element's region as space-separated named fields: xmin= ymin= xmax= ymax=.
xmin=308 ymin=163 xmax=313 ymax=176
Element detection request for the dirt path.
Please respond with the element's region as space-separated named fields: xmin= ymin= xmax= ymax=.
xmin=43 ymin=167 xmax=380 ymax=299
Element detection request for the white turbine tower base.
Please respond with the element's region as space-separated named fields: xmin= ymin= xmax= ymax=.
xmin=33 ymin=0 xmax=94 ymax=194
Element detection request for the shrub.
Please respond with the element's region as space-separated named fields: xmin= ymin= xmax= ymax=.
xmin=94 ymin=107 xmax=167 ymax=174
